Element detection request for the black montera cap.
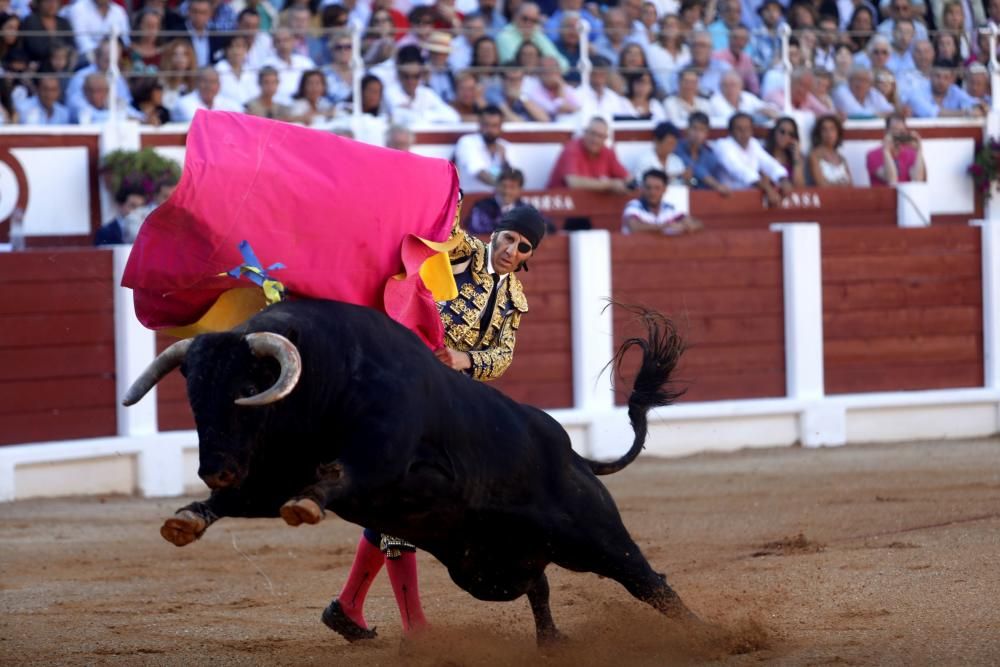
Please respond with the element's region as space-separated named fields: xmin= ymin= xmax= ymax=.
xmin=495 ymin=204 xmax=545 ymax=249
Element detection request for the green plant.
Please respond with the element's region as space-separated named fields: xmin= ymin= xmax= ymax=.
xmin=100 ymin=148 xmax=181 ymax=200
xmin=968 ymin=138 xmax=1000 ymax=199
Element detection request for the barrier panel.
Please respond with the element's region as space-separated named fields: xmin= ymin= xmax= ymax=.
xmin=0 ymin=248 xmax=116 ymax=445
xmin=822 ymin=226 xmax=984 ymax=394
xmin=610 ymin=231 xmax=786 ymax=403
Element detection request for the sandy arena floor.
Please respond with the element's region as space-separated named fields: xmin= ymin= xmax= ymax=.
xmin=2 ymin=437 xmax=999 ymax=666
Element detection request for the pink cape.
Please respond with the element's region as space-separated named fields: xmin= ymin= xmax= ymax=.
xmin=122 ymin=111 xmax=460 ymax=348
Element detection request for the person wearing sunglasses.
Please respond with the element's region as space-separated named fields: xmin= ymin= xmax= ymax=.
xmin=323 ymin=204 xmax=547 ymax=643
xmin=384 ymin=44 xmax=461 ymax=124
xmin=495 ymin=1 xmax=569 ymax=70
xmin=764 ymin=116 xmax=806 ymax=188
xmin=832 ymin=65 xmax=894 ymax=118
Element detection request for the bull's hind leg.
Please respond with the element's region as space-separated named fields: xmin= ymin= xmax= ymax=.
xmin=526 ymin=572 xmax=564 ymax=646
xmin=594 ymin=540 xmax=697 ymax=621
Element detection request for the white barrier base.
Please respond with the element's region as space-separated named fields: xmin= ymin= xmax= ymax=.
xmin=2 ymin=388 xmax=997 ymax=502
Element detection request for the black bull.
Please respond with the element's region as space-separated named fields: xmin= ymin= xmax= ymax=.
xmin=124 ymin=299 xmax=698 ymax=642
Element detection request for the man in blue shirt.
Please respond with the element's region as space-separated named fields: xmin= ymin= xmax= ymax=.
xmin=543 ymin=0 xmax=602 ymax=43
xmin=18 ymin=75 xmax=70 ymax=125
xmin=907 ymin=61 xmax=988 ymax=118
xmin=674 ymin=111 xmax=731 ymax=195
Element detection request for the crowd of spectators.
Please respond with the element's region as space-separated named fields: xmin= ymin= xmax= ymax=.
xmin=0 ymin=0 xmax=996 ymax=126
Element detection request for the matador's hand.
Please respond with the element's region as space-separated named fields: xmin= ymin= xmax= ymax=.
xmin=434 ymin=346 xmax=472 ymax=371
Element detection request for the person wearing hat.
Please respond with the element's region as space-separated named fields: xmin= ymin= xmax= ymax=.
xmin=322 ymin=204 xmax=547 ymax=643
xmin=425 ymin=30 xmax=456 ymax=102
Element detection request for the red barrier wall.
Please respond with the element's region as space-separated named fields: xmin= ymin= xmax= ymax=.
xmin=0 ymin=249 xmax=117 ymax=445
xmin=822 ymin=227 xmax=984 ymax=394
xmin=610 ymin=231 xmax=786 ymax=403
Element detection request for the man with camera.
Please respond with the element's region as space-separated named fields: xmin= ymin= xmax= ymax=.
xmin=865 ymin=113 xmax=927 ymax=186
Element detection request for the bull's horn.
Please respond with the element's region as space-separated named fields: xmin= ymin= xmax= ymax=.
xmin=122 ymin=338 xmax=193 ymax=406
xmin=236 ymin=332 xmax=302 ymax=406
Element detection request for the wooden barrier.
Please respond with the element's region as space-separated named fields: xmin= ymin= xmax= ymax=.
xmin=155 ymin=332 xmax=194 ymax=432
xmin=464 ymin=187 xmax=900 ymax=233
xmin=822 ymin=226 xmax=984 ymax=394
xmin=610 ymin=231 xmax=787 ymax=403
xmin=0 ymin=249 xmax=116 ymax=445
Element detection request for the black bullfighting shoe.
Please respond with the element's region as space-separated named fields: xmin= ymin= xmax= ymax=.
xmin=321 ymin=599 xmax=378 ymax=642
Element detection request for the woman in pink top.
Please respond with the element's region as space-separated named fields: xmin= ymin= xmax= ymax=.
xmin=866 ymin=114 xmax=927 ymax=186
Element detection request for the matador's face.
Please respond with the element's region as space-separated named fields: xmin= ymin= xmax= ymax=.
xmin=490 ymin=230 xmax=534 ymax=275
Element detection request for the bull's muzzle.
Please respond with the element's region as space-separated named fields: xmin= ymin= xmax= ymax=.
xmin=201 ymin=468 xmax=239 ymax=490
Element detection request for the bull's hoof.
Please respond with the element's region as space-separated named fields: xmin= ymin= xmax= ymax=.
xmin=322 ymin=599 xmax=378 ymax=642
xmin=537 ymin=627 xmax=567 ymax=649
xmin=280 ymin=498 xmax=324 ymax=526
xmin=160 ymin=510 xmax=207 ymax=547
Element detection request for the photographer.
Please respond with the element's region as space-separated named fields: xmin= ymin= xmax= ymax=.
xmin=865 ymin=113 xmax=927 ymax=186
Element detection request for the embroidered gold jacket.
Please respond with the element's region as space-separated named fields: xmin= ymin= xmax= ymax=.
xmin=439 ymin=231 xmax=528 ymax=381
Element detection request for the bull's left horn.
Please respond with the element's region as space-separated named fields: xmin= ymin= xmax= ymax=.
xmin=122 ymin=338 xmax=193 ymax=406
xmin=236 ymin=332 xmax=302 ymax=406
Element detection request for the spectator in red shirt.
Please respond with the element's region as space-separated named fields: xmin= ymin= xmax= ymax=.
xmin=546 ymin=116 xmax=630 ymax=192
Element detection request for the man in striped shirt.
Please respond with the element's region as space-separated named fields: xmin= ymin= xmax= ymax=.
xmin=622 ymin=168 xmax=702 ymax=235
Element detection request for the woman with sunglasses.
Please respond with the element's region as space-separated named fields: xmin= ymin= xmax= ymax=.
xmin=765 ymin=117 xmax=806 ymax=188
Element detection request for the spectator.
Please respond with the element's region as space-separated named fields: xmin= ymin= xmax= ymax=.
xmin=65 ymin=38 xmax=132 ymax=113
xmin=543 ymin=0 xmax=602 ymax=44
xmin=622 ymin=168 xmax=702 ymax=235
xmin=896 ymin=38 xmax=934 ymax=102
xmin=361 ymin=8 xmax=396 ymax=68
xmin=4 ymin=48 xmax=34 ymax=110
xmin=631 ymin=120 xmax=686 ymax=184
xmin=624 ymin=70 xmax=666 ymax=121
xmin=885 ymin=19 xmax=916 ymax=74
xmin=469 ymin=36 xmax=502 ymax=91
xmin=20 ymin=0 xmax=73 ymax=65
xmin=397 ymin=6 xmax=436 ymax=52
xmin=290 ymin=69 xmax=335 ymax=125
xmin=874 ymin=68 xmax=908 ymax=115
xmin=713 ymin=111 xmax=789 ymax=205
xmin=709 ymin=70 xmax=779 ymax=126
xmin=938 ymin=0 xmax=972 ymax=60
xmin=637 ymin=0 xmax=658 ymax=44
xmin=160 ymin=39 xmax=197 ymax=111
xmin=812 ymin=14 xmax=838 ymax=71
xmin=546 ymin=115 xmax=630 ymax=192
xmin=18 ymin=74 xmax=69 ymax=124
xmin=760 ymin=36 xmax=804 ymax=99
xmin=833 ymin=66 xmax=894 ymax=117
xmin=765 ymin=116 xmax=806 ymax=187
xmin=322 ymin=33 xmax=354 ymax=106
xmin=681 ymin=30 xmax=732 ymax=97
xmin=215 ymin=35 xmax=259 ymax=106
xmin=910 ymin=60 xmax=987 ymax=117
xmin=246 ymin=65 xmax=293 ymax=120
xmin=647 ymin=14 xmax=691 ymax=95
xmin=496 ymin=2 xmax=568 ymax=70
xmin=142 ymin=0 xmax=186 ymax=33
xmin=128 ymin=9 xmax=162 ymax=70
xmin=965 ymin=62 xmax=991 ymax=106
xmin=707 ymin=0 xmax=742 ymax=51
xmin=94 ymin=184 xmax=147 ymax=246
xmin=74 ymin=72 xmax=143 ymax=124
xmin=488 ymin=67 xmax=549 ymax=121
xmin=171 ymin=67 xmax=244 ymax=121
xmin=613 ymin=43 xmax=650 ymax=95
xmin=811 ymin=68 xmax=837 ymax=111
xmin=877 ymin=0 xmax=930 ymax=42
xmin=807 ymin=114 xmax=853 ymax=186
xmin=476 ymin=0 xmax=507 ymax=35
xmin=592 ymin=7 xmax=634 ymax=64
xmin=449 ymin=14 xmax=487 ymax=71
xmin=513 ymin=39 xmax=543 ymax=71
xmin=384 ymin=45 xmax=461 ymax=124
xmin=554 ymin=10 xmax=583 ymax=83
xmin=455 ymin=105 xmax=513 ymax=192
xmin=932 ymin=31 xmax=962 ymax=68
xmin=424 ymin=31 xmax=456 ymax=103
xmin=678 ymin=0 xmax=705 ymax=32
xmin=520 ymin=54 xmax=581 ymax=120
xmin=579 ymin=55 xmax=635 ymax=118
xmin=751 ymin=0 xmax=786 ymax=72
xmin=713 ymin=23 xmax=759 ymax=95
xmin=184 ymin=0 xmax=213 ymax=67
xmin=65 ymin=0 xmax=129 ymax=65
xmin=358 ymin=73 xmax=385 ymax=117
xmin=385 ymin=123 xmax=414 ymax=151
xmin=131 ymin=78 xmax=170 ymax=125
xmin=467 ymin=167 xmax=528 ymax=234
xmin=264 ymin=27 xmax=317 ymax=103
xmin=846 ymin=5 xmax=876 ymax=53
xmin=854 ymin=33 xmax=892 ymax=72
xmin=286 ymin=6 xmax=325 ymax=66
xmin=663 ymin=66 xmax=711 ymax=128
xmin=451 ymin=69 xmax=486 ymax=120
xmin=866 ymin=113 xmax=926 ymax=185
xmin=833 ymin=43 xmax=854 ymax=85
xmin=238 ymin=9 xmax=274 ymax=71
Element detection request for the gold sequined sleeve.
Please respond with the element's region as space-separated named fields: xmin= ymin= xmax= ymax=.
xmin=468 ymin=311 xmax=520 ymax=381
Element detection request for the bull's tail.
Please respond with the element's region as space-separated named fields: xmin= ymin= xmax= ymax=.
xmin=587 ymin=306 xmax=685 ymax=476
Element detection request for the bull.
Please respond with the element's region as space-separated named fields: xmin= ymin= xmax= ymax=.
xmin=124 ymin=299 xmax=697 ymax=643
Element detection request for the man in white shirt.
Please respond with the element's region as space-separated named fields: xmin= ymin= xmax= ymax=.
xmin=19 ymin=75 xmax=71 ymax=125
xmin=236 ymin=8 xmax=273 ymax=70
xmin=172 ymin=67 xmax=245 ymax=121
xmin=383 ymin=45 xmax=460 ymax=124
xmin=708 ymin=70 xmax=778 ymax=126
xmin=454 ymin=105 xmax=514 ymax=193
xmin=622 ymin=168 xmax=701 ymax=235
xmin=263 ymin=27 xmax=317 ymax=104
xmin=64 ymin=0 xmax=129 ymax=64
xmin=73 ymin=72 xmax=144 ymax=124
xmin=66 ymin=39 xmax=131 ymax=112
xmin=713 ymin=111 xmax=789 ymax=205
xmin=631 ymin=121 xmax=686 ymax=184
xmin=577 ymin=55 xmax=636 ymax=119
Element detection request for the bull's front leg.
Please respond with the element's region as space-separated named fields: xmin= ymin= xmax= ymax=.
xmin=160 ymin=487 xmax=280 ymax=546
xmin=279 ymin=461 xmax=347 ymax=527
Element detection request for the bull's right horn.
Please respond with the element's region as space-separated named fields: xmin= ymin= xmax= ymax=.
xmin=236 ymin=332 xmax=302 ymax=406
xmin=122 ymin=338 xmax=193 ymax=406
